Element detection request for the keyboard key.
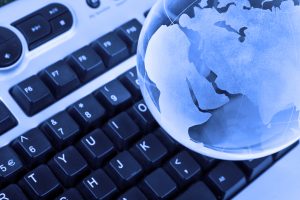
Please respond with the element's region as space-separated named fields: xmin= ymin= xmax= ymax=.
xmin=41 ymin=111 xmax=81 ymax=149
xmin=94 ymin=80 xmax=132 ymax=114
xmin=206 ymin=162 xmax=246 ymax=200
xmin=176 ymin=182 xmax=216 ymax=200
xmin=0 ymin=184 xmax=28 ymax=200
xmin=129 ymin=100 xmax=156 ymax=132
xmin=86 ymin=0 xmax=101 ymax=9
xmin=49 ymin=146 xmax=89 ymax=187
xmin=119 ymin=68 xmax=141 ymax=100
xmin=167 ymin=151 xmax=201 ymax=186
xmin=55 ymin=188 xmax=83 ymax=200
xmin=11 ymin=75 xmax=55 ymax=116
xmin=118 ymin=187 xmax=147 ymax=200
xmin=92 ymin=32 xmax=129 ymax=67
xmin=153 ymin=128 xmax=178 ymax=153
xmin=68 ymin=95 xmax=106 ymax=130
xmin=19 ymin=165 xmax=62 ymax=200
xmin=106 ymin=151 xmax=143 ymax=188
xmin=68 ymin=46 xmax=105 ymax=83
xmin=12 ymin=129 xmax=53 ymax=165
xmin=78 ymin=169 xmax=118 ymax=200
xmin=0 ymin=146 xmax=23 ymax=183
xmin=192 ymin=153 xmax=217 ymax=171
xmin=39 ymin=61 xmax=80 ymax=99
xmin=40 ymin=3 xmax=68 ymax=20
xmin=239 ymin=156 xmax=273 ymax=180
xmin=50 ymin=11 xmax=73 ymax=36
xmin=77 ymin=129 xmax=116 ymax=168
xmin=141 ymin=168 xmax=177 ymax=199
xmin=103 ymin=112 xmax=140 ymax=150
xmin=0 ymin=100 xmax=17 ymax=135
xmin=131 ymin=134 xmax=168 ymax=169
xmin=116 ymin=19 xmax=142 ymax=54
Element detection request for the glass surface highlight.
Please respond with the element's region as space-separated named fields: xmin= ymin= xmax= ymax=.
xmin=137 ymin=0 xmax=300 ymax=160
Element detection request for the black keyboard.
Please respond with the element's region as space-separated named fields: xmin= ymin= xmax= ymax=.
xmin=0 ymin=15 xmax=298 ymax=200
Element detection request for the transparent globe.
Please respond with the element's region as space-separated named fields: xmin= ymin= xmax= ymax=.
xmin=137 ymin=0 xmax=300 ymax=160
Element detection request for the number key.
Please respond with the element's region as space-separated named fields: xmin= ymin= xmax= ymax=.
xmin=12 ymin=128 xmax=53 ymax=165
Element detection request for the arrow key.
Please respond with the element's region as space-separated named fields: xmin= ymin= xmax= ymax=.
xmin=166 ymin=151 xmax=201 ymax=187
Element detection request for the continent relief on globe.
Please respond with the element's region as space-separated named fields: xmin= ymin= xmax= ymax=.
xmin=144 ymin=0 xmax=300 ymax=149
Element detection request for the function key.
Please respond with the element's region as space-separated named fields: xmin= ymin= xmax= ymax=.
xmin=166 ymin=151 xmax=201 ymax=186
xmin=129 ymin=100 xmax=156 ymax=132
xmin=116 ymin=19 xmax=142 ymax=54
xmin=12 ymin=128 xmax=53 ymax=165
xmin=15 ymin=15 xmax=51 ymax=48
xmin=131 ymin=134 xmax=168 ymax=169
xmin=118 ymin=187 xmax=147 ymax=200
xmin=39 ymin=61 xmax=80 ymax=99
xmin=68 ymin=46 xmax=105 ymax=83
xmin=77 ymin=129 xmax=116 ymax=168
xmin=0 ymin=100 xmax=17 ymax=135
xmin=106 ymin=151 xmax=143 ymax=188
xmin=141 ymin=168 xmax=177 ymax=199
xmin=103 ymin=112 xmax=140 ymax=150
xmin=206 ymin=162 xmax=246 ymax=200
xmin=239 ymin=156 xmax=273 ymax=180
xmin=68 ymin=95 xmax=106 ymax=130
xmin=119 ymin=68 xmax=141 ymax=100
xmin=0 ymin=146 xmax=23 ymax=184
xmin=50 ymin=11 xmax=73 ymax=36
xmin=19 ymin=165 xmax=62 ymax=200
xmin=39 ymin=3 xmax=68 ymax=20
xmin=176 ymin=182 xmax=217 ymax=200
xmin=86 ymin=0 xmax=101 ymax=9
xmin=48 ymin=146 xmax=89 ymax=187
xmin=41 ymin=111 xmax=81 ymax=149
xmin=92 ymin=32 xmax=129 ymax=68
xmin=55 ymin=188 xmax=84 ymax=200
xmin=78 ymin=169 xmax=118 ymax=200
xmin=11 ymin=75 xmax=55 ymax=116
xmin=94 ymin=79 xmax=132 ymax=114
xmin=0 ymin=184 xmax=28 ymax=200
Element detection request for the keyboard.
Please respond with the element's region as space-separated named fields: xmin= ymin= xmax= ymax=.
xmin=0 ymin=0 xmax=298 ymax=200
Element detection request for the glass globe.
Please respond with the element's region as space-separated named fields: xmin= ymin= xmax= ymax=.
xmin=137 ymin=0 xmax=300 ymax=160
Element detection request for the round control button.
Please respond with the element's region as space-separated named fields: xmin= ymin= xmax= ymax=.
xmin=0 ymin=27 xmax=22 ymax=68
xmin=86 ymin=0 xmax=100 ymax=8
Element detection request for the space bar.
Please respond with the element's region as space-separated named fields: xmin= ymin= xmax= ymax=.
xmin=234 ymin=143 xmax=300 ymax=200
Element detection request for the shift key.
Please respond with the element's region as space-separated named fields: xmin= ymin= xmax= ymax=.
xmin=11 ymin=75 xmax=55 ymax=116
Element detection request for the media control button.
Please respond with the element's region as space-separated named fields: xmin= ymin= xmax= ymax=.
xmin=0 ymin=37 xmax=22 ymax=68
xmin=40 ymin=3 xmax=68 ymax=20
xmin=50 ymin=12 xmax=73 ymax=35
xmin=86 ymin=0 xmax=101 ymax=8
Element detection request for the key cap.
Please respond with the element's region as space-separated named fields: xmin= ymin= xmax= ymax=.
xmin=167 ymin=151 xmax=201 ymax=186
xmin=78 ymin=169 xmax=118 ymax=200
xmin=19 ymin=165 xmax=62 ymax=200
xmin=50 ymin=11 xmax=73 ymax=36
xmin=39 ymin=61 xmax=80 ymax=99
xmin=129 ymin=100 xmax=156 ymax=132
xmin=116 ymin=19 xmax=142 ymax=54
xmin=239 ymin=156 xmax=273 ymax=180
xmin=141 ymin=168 xmax=177 ymax=199
xmin=49 ymin=146 xmax=89 ymax=187
xmin=0 ymin=100 xmax=17 ymax=135
xmin=176 ymin=182 xmax=217 ymax=200
xmin=153 ymin=128 xmax=178 ymax=153
xmin=94 ymin=80 xmax=132 ymax=114
xmin=11 ymin=75 xmax=55 ymax=116
xmin=106 ymin=151 xmax=143 ymax=188
xmin=103 ymin=112 xmax=140 ymax=150
xmin=55 ymin=188 xmax=84 ymax=200
xmin=119 ymin=68 xmax=141 ymax=100
xmin=92 ymin=32 xmax=129 ymax=68
xmin=206 ymin=162 xmax=246 ymax=200
xmin=12 ymin=128 xmax=53 ymax=165
xmin=131 ymin=134 xmax=168 ymax=169
xmin=77 ymin=129 xmax=116 ymax=168
xmin=118 ymin=187 xmax=147 ymax=200
xmin=192 ymin=153 xmax=217 ymax=171
xmin=42 ymin=111 xmax=81 ymax=149
xmin=68 ymin=46 xmax=105 ymax=83
xmin=0 ymin=184 xmax=28 ymax=200
xmin=0 ymin=146 xmax=23 ymax=184
xmin=68 ymin=95 xmax=106 ymax=130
